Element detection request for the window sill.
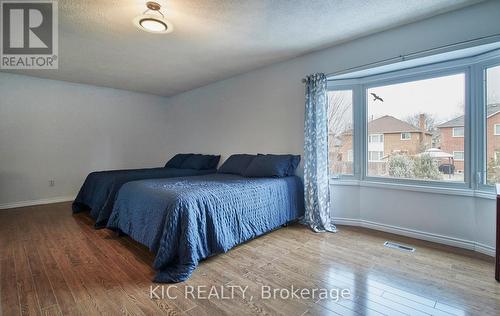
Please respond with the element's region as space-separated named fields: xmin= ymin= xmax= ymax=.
xmin=330 ymin=178 xmax=496 ymax=200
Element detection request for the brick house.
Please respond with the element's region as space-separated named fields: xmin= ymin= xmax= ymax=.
xmin=365 ymin=115 xmax=432 ymax=159
xmin=437 ymin=103 xmax=500 ymax=173
xmin=331 ymin=115 xmax=432 ymax=174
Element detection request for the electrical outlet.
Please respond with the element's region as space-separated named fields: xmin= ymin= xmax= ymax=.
xmin=49 ymin=180 xmax=55 ymax=187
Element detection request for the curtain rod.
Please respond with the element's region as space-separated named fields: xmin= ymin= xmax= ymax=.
xmin=301 ymin=33 xmax=500 ymax=83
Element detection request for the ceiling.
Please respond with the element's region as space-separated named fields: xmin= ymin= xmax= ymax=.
xmin=2 ymin=0 xmax=483 ymax=96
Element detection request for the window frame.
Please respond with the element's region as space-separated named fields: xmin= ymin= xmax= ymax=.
xmin=452 ymin=127 xmax=465 ymax=137
xmin=368 ymin=133 xmax=384 ymax=143
xmin=368 ymin=151 xmax=384 ymax=162
xmin=495 ymin=151 xmax=500 ymax=162
xmin=327 ymin=86 xmax=357 ymax=179
xmin=327 ymin=51 xmax=500 ymax=191
xmin=494 ymin=124 xmax=500 ymax=136
xmin=400 ymin=132 xmax=411 ymax=140
xmin=476 ymin=58 xmax=500 ymax=191
xmin=347 ymin=149 xmax=353 ymax=162
xmin=453 ymin=151 xmax=465 ymax=161
xmin=362 ymin=66 xmax=470 ymax=189
xmin=329 ymin=48 xmax=500 ymax=193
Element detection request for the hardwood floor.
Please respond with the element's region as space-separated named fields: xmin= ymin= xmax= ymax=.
xmin=1 ymin=202 xmax=499 ymax=315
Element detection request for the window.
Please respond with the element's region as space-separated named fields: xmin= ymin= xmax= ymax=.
xmin=400 ymin=132 xmax=411 ymax=140
xmin=347 ymin=150 xmax=353 ymax=162
xmin=367 ymin=73 xmax=465 ymax=182
xmin=368 ymin=151 xmax=384 ymax=162
xmin=369 ymin=134 xmax=384 ymax=143
xmin=329 ymin=45 xmax=500 ymax=192
xmin=486 ymin=64 xmax=500 ymax=185
xmin=453 ymin=151 xmax=464 ymax=161
xmin=452 ymin=127 xmax=464 ymax=137
xmin=494 ymin=151 xmax=500 ymax=162
xmin=328 ymin=89 xmax=353 ymax=176
xmin=495 ymin=124 xmax=500 ymax=136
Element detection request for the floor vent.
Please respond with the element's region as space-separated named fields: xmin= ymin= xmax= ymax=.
xmin=384 ymin=241 xmax=415 ymax=253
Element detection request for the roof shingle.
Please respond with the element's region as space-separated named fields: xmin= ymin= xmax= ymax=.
xmin=437 ymin=103 xmax=500 ymax=128
xmin=367 ymin=115 xmax=426 ymax=134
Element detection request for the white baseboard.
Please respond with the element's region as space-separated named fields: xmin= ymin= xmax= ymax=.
xmin=334 ymin=217 xmax=495 ymax=257
xmin=475 ymin=242 xmax=496 ymax=257
xmin=0 ymin=196 xmax=74 ymax=210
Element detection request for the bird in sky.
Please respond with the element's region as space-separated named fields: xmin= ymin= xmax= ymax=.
xmin=371 ymin=93 xmax=384 ymax=102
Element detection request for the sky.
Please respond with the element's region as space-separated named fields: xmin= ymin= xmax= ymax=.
xmin=367 ymin=73 xmax=465 ymax=124
xmin=367 ymin=66 xmax=500 ymax=124
xmin=487 ymin=64 xmax=500 ymax=104
xmin=329 ymin=65 xmax=500 ymax=131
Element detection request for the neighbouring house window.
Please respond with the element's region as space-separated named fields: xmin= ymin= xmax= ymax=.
xmin=368 ymin=151 xmax=384 ymax=162
xmin=452 ymin=127 xmax=464 ymax=137
xmin=369 ymin=134 xmax=384 ymax=143
xmin=400 ymin=132 xmax=411 ymax=140
xmin=347 ymin=149 xmax=353 ymax=162
xmin=494 ymin=151 xmax=500 ymax=162
xmin=453 ymin=151 xmax=464 ymax=161
xmin=367 ymin=73 xmax=465 ymax=182
xmin=328 ymin=89 xmax=353 ymax=176
xmin=486 ymin=64 xmax=500 ymax=185
xmin=495 ymin=124 xmax=500 ymax=135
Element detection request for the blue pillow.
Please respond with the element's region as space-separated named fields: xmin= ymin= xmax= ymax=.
xmin=181 ymin=154 xmax=220 ymax=170
xmin=165 ymin=153 xmax=193 ymax=168
xmin=287 ymin=155 xmax=301 ymax=176
xmin=218 ymin=154 xmax=257 ymax=175
xmin=243 ymin=154 xmax=297 ymax=178
xmin=207 ymin=155 xmax=221 ymax=169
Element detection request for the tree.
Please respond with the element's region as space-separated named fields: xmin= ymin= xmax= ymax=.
xmin=327 ymin=91 xmax=353 ymax=172
xmin=404 ymin=113 xmax=439 ymax=148
xmin=404 ymin=113 xmax=436 ymax=132
xmin=413 ymin=154 xmax=441 ymax=180
xmin=487 ymin=158 xmax=500 ymax=185
xmin=387 ymin=154 xmax=414 ymax=179
xmin=328 ymin=92 xmax=351 ymax=137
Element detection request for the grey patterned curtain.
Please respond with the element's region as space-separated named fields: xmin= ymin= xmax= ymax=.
xmin=303 ymin=73 xmax=337 ymax=233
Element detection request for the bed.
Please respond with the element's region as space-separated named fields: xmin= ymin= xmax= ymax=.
xmin=72 ymin=167 xmax=217 ymax=228
xmin=106 ymin=173 xmax=304 ymax=283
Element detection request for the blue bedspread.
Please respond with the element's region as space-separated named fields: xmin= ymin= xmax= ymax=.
xmin=72 ymin=167 xmax=216 ymax=228
xmin=106 ymin=174 xmax=304 ymax=283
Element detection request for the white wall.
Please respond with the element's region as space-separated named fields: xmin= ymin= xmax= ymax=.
xmin=163 ymin=0 xmax=500 ymax=254
xmin=0 ymin=73 xmax=170 ymax=208
xmin=329 ymin=184 xmax=496 ymax=256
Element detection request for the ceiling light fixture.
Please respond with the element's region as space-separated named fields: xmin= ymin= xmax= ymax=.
xmin=133 ymin=1 xmax=173 ymax=34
